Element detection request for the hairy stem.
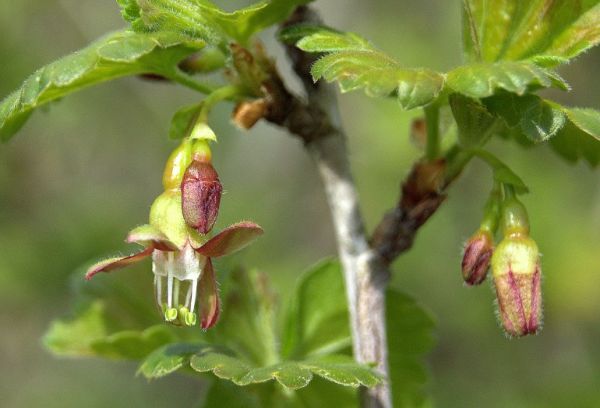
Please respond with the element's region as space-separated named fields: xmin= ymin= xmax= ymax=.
xmin=278 ymin=7 xmax=392 ymax=407
xmin=307 ymin=85 xmax=392 ymax=408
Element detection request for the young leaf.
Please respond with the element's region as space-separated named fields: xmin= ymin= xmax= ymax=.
xmin=204 ymin=268 xmax=279 ymax=367
xmin=138 ymin=343 xmax=212 ymax=378
xmin=386 ymin=289 xmax=436 ymax=408
xmin=449 ymin=93 xmax=499 ymax=148
xmin=0 ymin=30 xmax=205 ymax=141
xmin=462 ymin=0 xmax=600 ymax=64
xmin=283 ymin=26 xmax=444 ymax=109
xmin=483 ymin=93 xmax=566 ymax=142
xmin=129 ymin=0 xmax=313 ymax=45
xmin=44 ymin=301 xmax=175 ymax=359
xmin=446 ymin=61 xmax=567 ymax=100
xmin=188 ymin=351 xmax=379 ymax=389
xmin=281 ymin=259 xmax=351 ymax=359
xmin=548 ymin=105 xmax=600 ymax=166
xmin=169 ymin=103 xmax=202 ymax=140
xmin=198 ymin=0 xmax=315 ymax=44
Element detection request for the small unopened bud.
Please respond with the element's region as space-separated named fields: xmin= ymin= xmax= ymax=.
xmin=462 ymin=230 xmax=493 ymax=285
xmin=181 ymin=158 xmax=222 ymax=234
xmin=232 ymin=99 xmax=268 ymax=130
xmin=492 ymin=235 xmax=542 ymax=337
xmin=491 ymin=196 xmax=542 ymax=337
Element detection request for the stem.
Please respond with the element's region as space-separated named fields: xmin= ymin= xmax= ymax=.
xmin=424 ymin=104 xmax=440 ymax=160
xmin=197 ymin=85 xmax=245 ymax=122
xmin=166 ymin=68 xmax=219 ymax=94
xmin=306 ymin=84 xmax=392 ymax=408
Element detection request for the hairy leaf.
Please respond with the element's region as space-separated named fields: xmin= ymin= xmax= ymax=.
xmin=205 ymin=268 xmax=279 ymax=367
xmin=169 ymin=103 xmax=201 ymax=139
xmin=449 ymin=93 xmax=499 ymax=148
xmin=282 ymin=26 xmax=444 ymax=109
xmin=312 ymin=51 xmax=443 ymax=109
xmin=0 ymin=30 xmax=204 ymax=141
xmin=282 ymin=259 xmax=351 ymax=359
xmin=199 ymin=0 xmax=314 ymax=44
xmin=549 ymin=105 xmax=600 ymax=166
xmin=128 ymin=0 xmax=313 ymax=44
xmin=484 ymin=93 xmax=566 ymax=142
xmin=44 ymin=301 xmax=175 ymax=359
xmin=462 ymin=0 xmax=600 ymax=64
xmin=138 ymin=343 xmax=211 ymax=377
xmin=446 ymin=61 xmax=568 ymax=99
xmin=386 ymin=289 xmax=436 ymax=408
xmin=189 ymin=351 xmax=380 ymax=389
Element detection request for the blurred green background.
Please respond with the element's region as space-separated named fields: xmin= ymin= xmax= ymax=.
xmin=1 ymin=1 xmax=599 ymax=407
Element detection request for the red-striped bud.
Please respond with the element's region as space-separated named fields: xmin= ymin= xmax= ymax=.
xmin=491 ymin=197 xmax=542 ymax=337
xmin=462 ymin=230 xmax=493 ymax=285
xmin=181 ymin=158 xmax=222 ymax=234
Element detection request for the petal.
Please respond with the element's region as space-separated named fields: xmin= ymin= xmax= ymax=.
xmin=85 ymin=246 xmax=154 ymax=280
xmin=126 ymin=224 xmax=175 ymax=251
xmin=198 ymin=258 xmax=220 ymax=329
xmin=194 ymin=221 xmax=263 ymax=258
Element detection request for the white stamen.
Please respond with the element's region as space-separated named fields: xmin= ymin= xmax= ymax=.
xmin=173 ymin=279 xmax=180 ymax=307
xmin=190 ymin=278 xmax=198 ymax=313
xmin=167 ymin=252 xmax=174 ymax=308
xmin=185 ymin=284 xmax=192 ymax=309
xmin=155 ymin=275 xmax=162 ymax=306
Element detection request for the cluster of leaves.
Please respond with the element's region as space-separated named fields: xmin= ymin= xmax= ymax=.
xmin=0 ymin=0 xmax=314 ymax=142
xmin=280 ymin=0 xmax=600 ymax=166
xmin=45 ymin=259 xmax=435 ymax=407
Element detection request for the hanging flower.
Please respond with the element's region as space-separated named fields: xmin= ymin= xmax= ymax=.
xmin=85 ymin=137 xmax=262 ymax=329
xmin=85 ymin=190 xmax=262 ymax=329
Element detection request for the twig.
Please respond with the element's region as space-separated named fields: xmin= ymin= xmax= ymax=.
xmin=276 ymin=6 xmax=392 ymax=408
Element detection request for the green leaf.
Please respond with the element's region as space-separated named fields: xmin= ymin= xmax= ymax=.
xmin=462 ymin=0 xmax=600 ymax=63
xmin=0 ymin=30 xmax=204 ymax=141
xmin=199 ymin=0 xmax=315 ymax=44
xmin=138 ymin=343 xmax=211 ymax=378
xmin=130 ymin=0 xmax=222 ymax=43
xmin=449 ymin=93 xmax=499 ymax=148
xmin=282 ymin=259 xmax=351 ymax=359
xmin=279 ymin=24 xmax=371 ymax=52
xmin=563 ymin=107 xmax=600 ymax=138
xmin=44 ymin=300 xmax=175 ymax=359
xmin=189 ymin=351 xmax=379 ymax=390
xmin=548 ymin=105 xmax=600 ymax=166
xmin=484 ymin=93 xmax=566 ymax=142
xmin=446 ymin=61 xmax=567 ymax=99
xmin=284 ymin=26 xmax=444 ymax=109
xmin=205 ymin=268 xmax=279 ymax=367
xmin=130 ymin=0 xmax=313 ymax=44
xmin=169 ymin=103 xmax=201 ymax=140
xmin=312 ymin=51 xmax=444 ymax=110
xmin=386 ymin=289 xmax=436 ymax=408
xmin=43 ymin=301 xmax=108 ymax=356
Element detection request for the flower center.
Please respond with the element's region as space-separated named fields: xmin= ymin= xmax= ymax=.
xmin=152 ymin=244 xmax=206 ymax=326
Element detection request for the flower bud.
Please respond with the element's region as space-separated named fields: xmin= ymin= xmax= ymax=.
xmin=181 ymin=157 xmax=222 ymax=234
xmin=491 ymin=197 xmax=542 ymax=337
xmin=492 ymin=235 xmax=542 ymax=337
xmin=162 ymin=141 xmax=193 ymax=191
xmin=462 ymin=230 xmax=493 ymax=285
